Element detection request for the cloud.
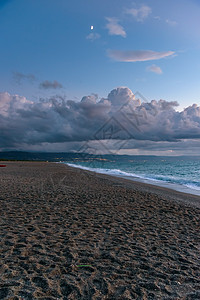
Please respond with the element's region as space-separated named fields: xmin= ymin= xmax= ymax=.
xmin=166 ymin=19 xmax=177 ymax=26
xmin=108 ymin=50 xmax=175 ymax=62
xmin=39 ymin=80 xmax=63 ymax=89
xmin=105 ymin=17 xmax=126 ymax=37
xmin=125 ymin=5 xmax=152 ymax=22
xmin=116 ymin=139 xmax=200 ymax=156
xmin=13 ymin=72 xmax=36 ymax=85
xmin=107 ymin=86 xmax=140 ymax=107
xmin=86 ymin=32 xmax=100 ymax=41
xmin=147 ymin=64 xmax=163 ymax=74
xmin=0 ymin=88 xmax=200 ymax=152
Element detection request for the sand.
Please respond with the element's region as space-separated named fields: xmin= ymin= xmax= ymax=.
xmin=0 ymin=161 xmax=199 ymax=300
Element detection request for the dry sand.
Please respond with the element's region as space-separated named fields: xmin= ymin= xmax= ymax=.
xmin=0 ymin=161 xmax=199 ymax=300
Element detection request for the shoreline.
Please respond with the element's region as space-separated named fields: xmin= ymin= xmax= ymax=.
xmin=65 ymin=162 xmax=200 ymax=198
xmin=0 ymin=161 xmax=199 ymax=299
xmin=62 ymin=162 xmax=200 ymax=209
xmin=1 ymin=160 xmax=200 ymax=208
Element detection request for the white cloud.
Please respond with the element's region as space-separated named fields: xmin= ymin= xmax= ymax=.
xmin=108 ymin=50 xmax=175 ymax=62
xmin=147 ymin=64 xmax=163 ymax=74
xmin=166 ymin=19 xmax=177 ymax=26
xmin=125 ymin=5 xmax=152 ymax=22
xmin=86 ymin=32 xmax=100 ymax=41
xmin=108 ymin=87 xmax=135 ymax=103
xmin=0 ymin=92 xmax=33 ymax=117
xmin=105 ymin=17 xmax=126 ymax=37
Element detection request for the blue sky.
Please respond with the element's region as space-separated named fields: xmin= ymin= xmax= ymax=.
xmin=0 ymin=0 xmax=200 ymax=108
xmin=0 ymin=0 xmax=200 ymax=154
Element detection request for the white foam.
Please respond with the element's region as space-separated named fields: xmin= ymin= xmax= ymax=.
xmin=65 ymin=163 xmax=200 ymax=196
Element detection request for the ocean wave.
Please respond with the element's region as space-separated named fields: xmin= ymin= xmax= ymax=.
xmin=66 ymin=163 xmax=144 ymax=178
xmin=66 ymin=163 xmax=200 ymax=191
xmin=144 ymin=174 xmax=200 ymax=191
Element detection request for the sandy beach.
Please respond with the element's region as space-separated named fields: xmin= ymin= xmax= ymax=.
xmin=0 ymin=161 xmax=199 ymax=299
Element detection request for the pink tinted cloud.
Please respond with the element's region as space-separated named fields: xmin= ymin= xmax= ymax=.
xmin=147 ymin=64 xmax=163 ymax=74
xmin=108 ymin=50 xmax=175 ymax=62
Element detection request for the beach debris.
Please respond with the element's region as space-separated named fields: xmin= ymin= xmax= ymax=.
xmin=77 ymin=264 xmax=92 ymax=267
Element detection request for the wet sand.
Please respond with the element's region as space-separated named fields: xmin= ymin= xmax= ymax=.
xmin=0 ymin=161 xmax=199 ymax=299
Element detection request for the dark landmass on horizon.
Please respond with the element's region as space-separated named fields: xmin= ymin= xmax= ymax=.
xmin=0 ymin=151 xmax=200 ymax=162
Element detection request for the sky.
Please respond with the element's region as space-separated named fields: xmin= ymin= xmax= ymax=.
xmin=0 ymin=0 xmax=200 ymax=155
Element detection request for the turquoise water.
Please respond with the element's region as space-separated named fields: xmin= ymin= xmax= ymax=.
xmin=64 ymin=155 xmax=200 ymax=196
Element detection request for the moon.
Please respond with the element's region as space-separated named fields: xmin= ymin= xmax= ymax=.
xmin=90 ymin=25 xmax=94 ymax=30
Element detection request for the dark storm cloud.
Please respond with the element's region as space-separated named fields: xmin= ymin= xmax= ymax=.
xmin=0 ymin=87 xmax=200 ymax=150
xmin=39 ymin=80 xmax=63 ymax=89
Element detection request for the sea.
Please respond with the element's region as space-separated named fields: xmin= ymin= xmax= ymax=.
xmin=64 ymin=155 xmax=200 ymax=196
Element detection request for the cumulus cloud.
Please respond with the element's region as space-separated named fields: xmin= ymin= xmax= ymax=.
xmin=147 ymin=64 xmax=163 ymax=74
xmin=105 ymin=17 xmax=126 ymax=37
xmin=0 ymin=88 xmax=200 ymax=151
xmin=108 ymin=50 xmax=175 ymax=62
xmin=39 ymin=80 xmax=63 ymax=89
xmin=125 ymin=5 xmax=152 ymax=22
